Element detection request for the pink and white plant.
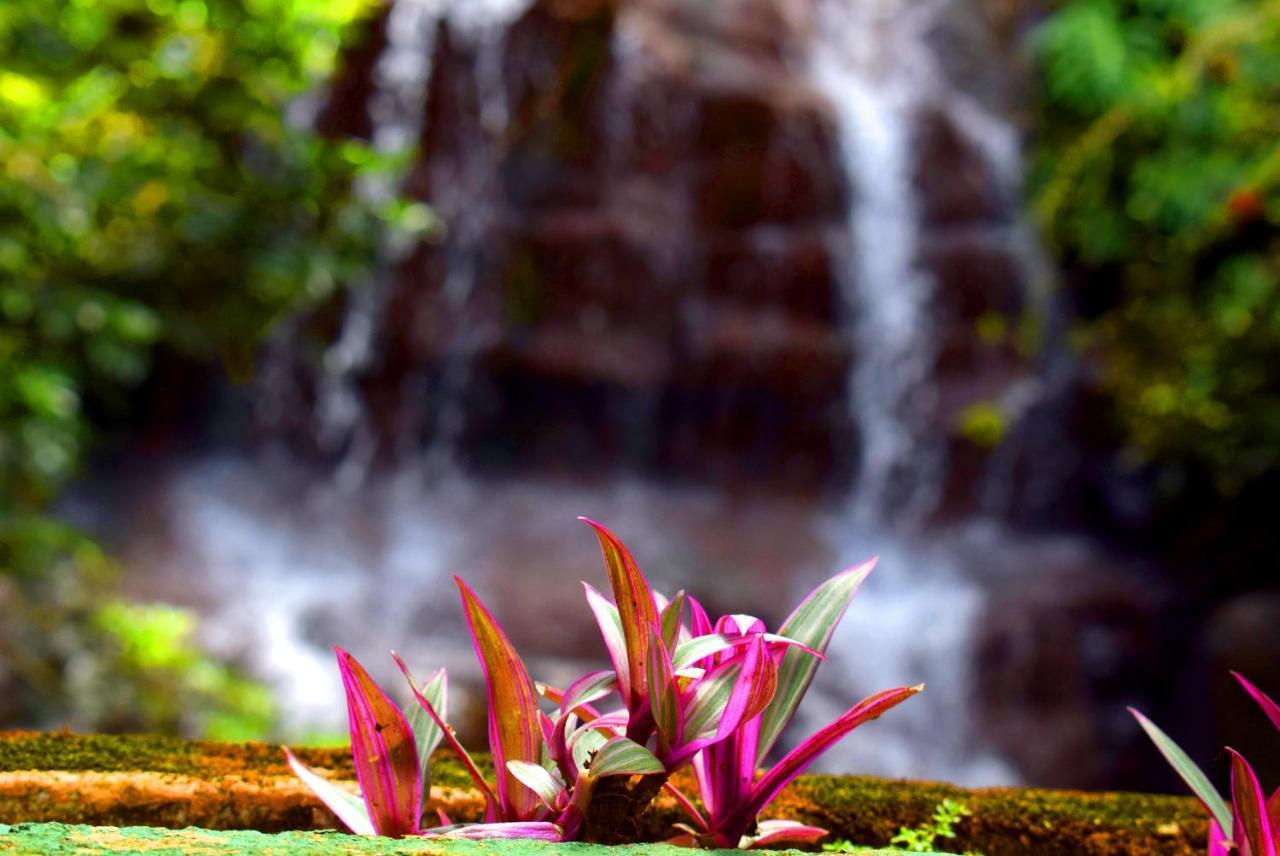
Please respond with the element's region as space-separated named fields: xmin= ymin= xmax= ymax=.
xmin=286 ymin=517 xmax=921 ymax=846
xmin=1130 ymin=672 xmax=1280 ymax=855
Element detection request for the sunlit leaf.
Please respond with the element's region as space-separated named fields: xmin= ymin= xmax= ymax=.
xmin=456 ymin=577 xmax=545 ymax=821
xmin=588 ymin=736 xmax=666 ymax=777
xmin=334 ymin=646 xmax=421 ymax=837
xmin=756 ymin=559 xmax=874 ymax=763
xmin=283 ymin=747 xmax=375 ymax=836
xmin=581 ymin=518 xmax=660 ymax=710
xmin=1130 ymin=707 xmax=1233 ymax=835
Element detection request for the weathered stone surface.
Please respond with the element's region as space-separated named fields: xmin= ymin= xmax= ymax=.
xmin=0 ymin=732 xmax=1208 ymax=854
xmin=1 ymin=823 xmax=919 ymax=855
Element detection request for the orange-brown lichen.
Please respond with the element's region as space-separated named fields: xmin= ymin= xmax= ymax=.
xmin=0 ymin=730 xmax=1207 ymax=854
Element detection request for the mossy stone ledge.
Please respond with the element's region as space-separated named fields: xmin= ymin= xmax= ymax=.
xmin=0 ymin=731 xmax=1206 ymax=854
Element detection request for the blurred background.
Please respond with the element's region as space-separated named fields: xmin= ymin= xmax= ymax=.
xmin=2 ymin=0 xmax=1278 ymax=796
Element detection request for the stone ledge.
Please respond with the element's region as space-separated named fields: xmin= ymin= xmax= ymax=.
xmin=0 ymin=824 xmax=930 ymax=855
xmin=0 ymin=731 xmax=1207 ymax=854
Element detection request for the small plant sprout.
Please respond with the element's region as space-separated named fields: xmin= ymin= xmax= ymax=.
xmin=891 ymin=799 xmax=974 ymax=852
xmin=1130 ymin=672 xmax=1280 ymax=856
xmin=287 ymin=517 xmax=921 ymax=846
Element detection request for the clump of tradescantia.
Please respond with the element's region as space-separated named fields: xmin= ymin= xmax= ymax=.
xmin=1130 ymin=673 xmax=1280 ymax=856
xmin=286 ymin=518 xmax=922 ymax=847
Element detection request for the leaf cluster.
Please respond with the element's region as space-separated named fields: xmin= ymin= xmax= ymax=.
xmin=1031 ymin=0 xmax=1280 ymax=493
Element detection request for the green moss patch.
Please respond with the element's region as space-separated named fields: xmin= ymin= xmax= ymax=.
xmin=0 ymin=823 xmax=936 ymax=855
xmin=0 ymin=731 xmax=1206 ymax=854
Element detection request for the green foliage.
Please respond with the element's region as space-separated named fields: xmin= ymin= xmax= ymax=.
xmin=0 ymin=0 xmax=421 ymax=735
xmin=890 ymin=800 xmax=975 ymax=853
xmin=1031 ymin=0 xmax=1280 ymax=493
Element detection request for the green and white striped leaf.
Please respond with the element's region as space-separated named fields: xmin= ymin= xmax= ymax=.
xmin=506 ymin=760 xmax=564 ymax=810
xmin=756 ymin=559 xmax=874 ymax=763
xmin=403 ymin=666 xmax=447 ymax=806
xmin=1130 ymin=708 xmax=1232 ymax=835
xmin=589 ymin=736 xmax=666 ymax=777
xmin=684 ymin=661 xmax=744 ymax=743
xmin=660 ymin=591 xmax=687 ymax=649
xmin=284 ymin=747 xmax=375 ymax=836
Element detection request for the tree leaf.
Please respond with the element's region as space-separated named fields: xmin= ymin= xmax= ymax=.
xmin=283 ymin=747 xmax=375 ymax=836
xmin=456 ymin=577 xmax=545 ymax=822
xmin=333 ymin=646 xmax=422 ymax=837
xmin=1130 ymin=707 xmax=1233 ymax=835
xmin=756 ymin=559 xmax=874 ymax=763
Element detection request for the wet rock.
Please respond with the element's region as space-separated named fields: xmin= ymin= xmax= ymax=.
xmin=975 ymin=554 xmax=1169 ymax=789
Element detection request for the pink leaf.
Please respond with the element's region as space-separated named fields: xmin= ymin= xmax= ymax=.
xmin=423 ymin=822 xmax=564 ymax=841
xmin=734 ymin=684 xmax=922 ymax=835
xmin=334 ymin=647 xmax=422 ymax=837
xmin=392 ymin=652 xmax=500 ymax=812
xmin=581 ymin=518 xmax=660 ymax=710
xmin=746 ymin=819 xmax=829 ymax=848
xmin=456 ymin=577 xmax=546 ymax=821
xmin=1234 ymin=672 xmax=1280 ymax=734
xmin=1210 ymin=818 xmax=1231 ymax=856
xmin=1229 ymin=748 xmax=1277 ymax=856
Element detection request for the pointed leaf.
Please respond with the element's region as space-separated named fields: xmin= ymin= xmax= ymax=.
xmin=456 ymin=577 xmax=545 ymax=821
xmin=1209 ymin=818 xmax=1231 ymax=856
xmin=589 ymin=736 xmax=666 ymax=777
xmin=682 ymin=659 xmax=745 ymax=745
xmin=744 ymin=819 xmax=829 ymax=848
xmin=1230 ymin=748 xmax=1278 ymax=856
xmin=739 ymin=636 xmax=779 ymax=723
xmin=581 ymin=518 xmax=660 ymax=708
xmin=506 ymin=760 xmax=564 ymax=811
xmin=392 ymin=652 xmax=499 ymax=811
xmin=334 ymin=647 xmax=421 ymax=837
xmin=661 ymin=591 xmax=687 ymax=650
xmin=583 ymin=582 xmax=630 ymax=706
xmin=1234 ymin=672 xmax=1280 ymax=734
xmin=571 ymin=728 xmax=609 ymax=775
xmin=1129 ymin=707 xmax=1233 ymax=835
xmin=559 ymin=670 xmax=618 ymax=718
xmin=402 ymin=666 xmax=446 ymax=813
xmin=739 ymin=684 xmax=921 ymax=827
xmin=757 ymin=559 xmax=874 ymax=762
xmin=647 ymin=625 xmax=682 ymax=753
xmin=425 ymin=822 xmax=564 ymax=841
xmin=687 ymin=595 xmax=714 ymax=638
xmin=284 ymin=747 xmax=375 ymax=836
xmin=1270 ymin=788 xmax=1280 ymax=838
xmin=672 ymin=634 xmax=736 ymax=671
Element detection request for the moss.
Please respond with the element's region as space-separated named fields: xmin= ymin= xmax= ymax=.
xmin=0 ymin=823 xmax=925 ymax=855
xmin=0 ymin=732 xmax=1207 ymax=854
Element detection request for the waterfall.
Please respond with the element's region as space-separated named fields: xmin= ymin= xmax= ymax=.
xmin=796 ymin=0 xmax=1025 ymax=784
xmin=312 ymin=0 xmax=535 ymax=487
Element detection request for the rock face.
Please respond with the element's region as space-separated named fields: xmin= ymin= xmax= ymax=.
xmin=273 ymin=0 xmax=1040 ymax=500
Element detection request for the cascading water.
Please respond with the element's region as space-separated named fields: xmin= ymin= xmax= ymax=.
xmin=75 ymin=0 xmax=1058 ymax=785
xmin=794 ymin=0 xmax=1026 ymax=784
